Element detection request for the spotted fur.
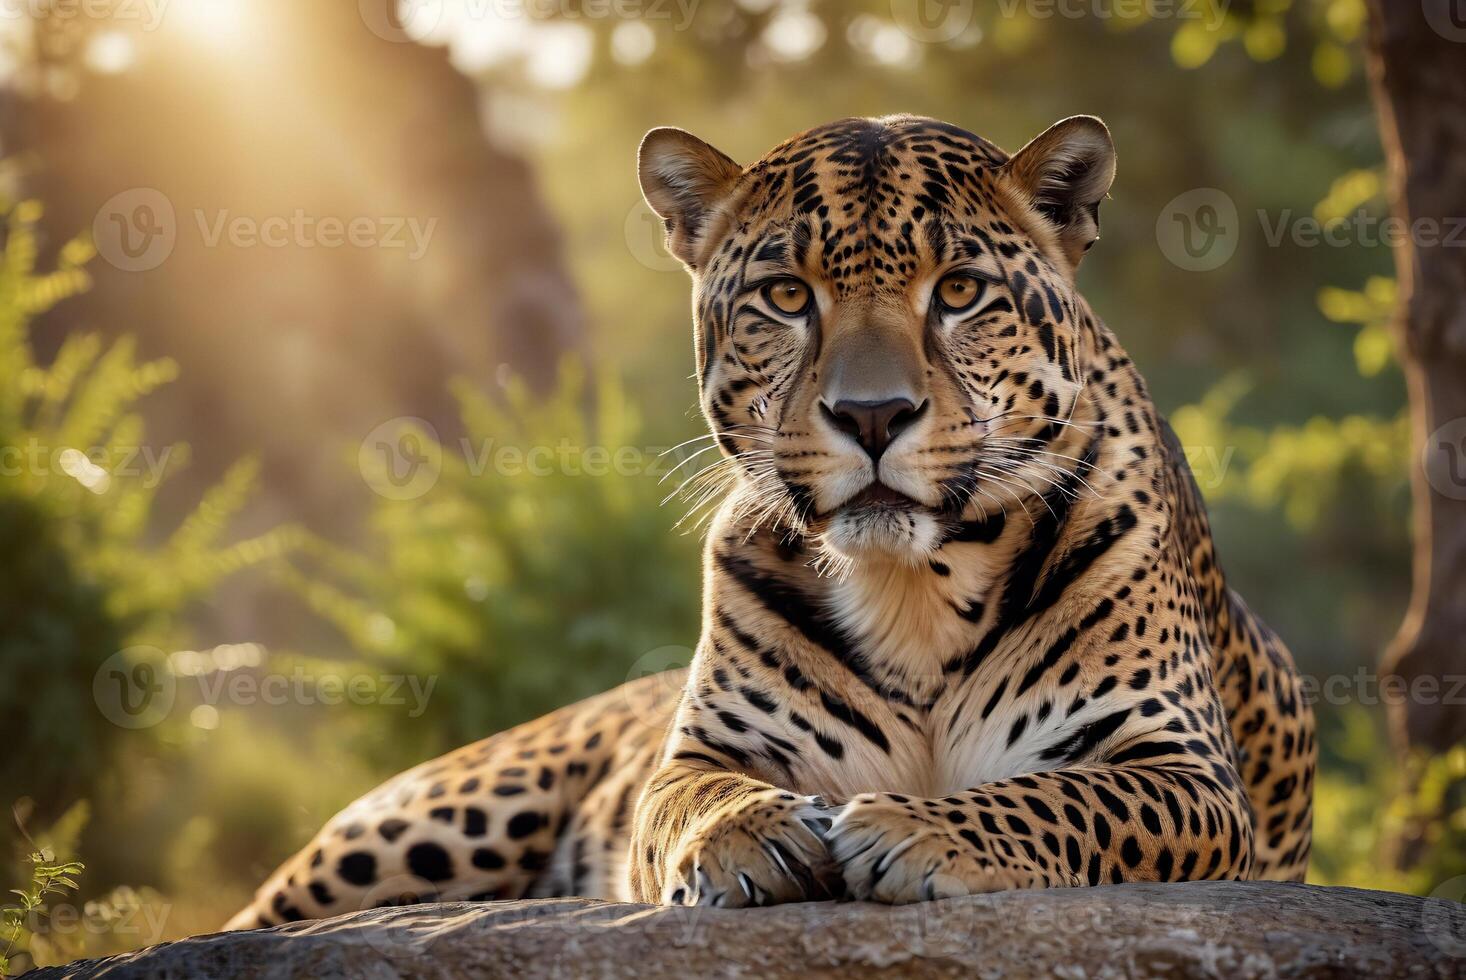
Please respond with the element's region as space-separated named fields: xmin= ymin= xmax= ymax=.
xmin=227 ymin=115 xmax=1313 ymax=927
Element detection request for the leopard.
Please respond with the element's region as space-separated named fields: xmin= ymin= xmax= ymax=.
xmin=226 ymin=113 xmax=1314 ymax=927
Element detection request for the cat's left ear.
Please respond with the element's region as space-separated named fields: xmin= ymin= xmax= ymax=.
xmin=638 ymin=127 xmax=743 ymax=269
xmin=1001 ymin=116 xmax=1116 ymax=271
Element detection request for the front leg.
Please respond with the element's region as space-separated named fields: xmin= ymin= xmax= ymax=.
xmin=627 ymin=647 xmax=843 ymax=907
xmin=829 ymin=758 xmax=1254 ymax=904
xmin=630 ymin=761 xmax=835 ymax=906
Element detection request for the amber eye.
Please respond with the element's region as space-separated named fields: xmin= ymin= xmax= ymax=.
xmin=765 ymin=278 xmax=812 ymax=316
xmin=937 ymin=273 xmax=984 ymax=312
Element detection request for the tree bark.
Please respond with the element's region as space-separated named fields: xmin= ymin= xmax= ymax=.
xmin=1362 ymin=0 xmax=1466 ymax=868
xmin=1363 ymin=1 xmax=1466 ymax=755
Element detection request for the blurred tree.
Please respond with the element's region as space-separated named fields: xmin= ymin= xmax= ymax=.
xmin=0 ymin=198 xmax=291 ymax=826
xmin=0 ymin=0 xmax=591 ymax=675
xmin=278 ymin=364 xmax=701 ymax=768
xmin=1 ymin=0 xmax=585 ymax=541
xmin=1361 ymin=0 xmax=1466 ymax=864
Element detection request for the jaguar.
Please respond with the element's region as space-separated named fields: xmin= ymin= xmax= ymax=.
xmin=227 ymin=114 xmax=1314 ymax=926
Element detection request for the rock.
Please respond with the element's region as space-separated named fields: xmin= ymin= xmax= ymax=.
xmin=32 ymin=882 xmax=1466 ymax=979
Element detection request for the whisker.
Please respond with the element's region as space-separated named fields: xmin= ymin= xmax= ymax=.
xmin=983 ymin=441 xmax=1105 ymax=499
xmin=982 ymin=450 xmax=1089 ymax=497
xmin=972 ymin=485 xmax=1007 ymax=521
xmin=658 ymin=423 xmax=776 ymax=458
xmin=658 ymin=445 xmax=769 ymax=485
xmin=974 ymin=467 xmax=1049 ymax=521
xmin=657 ymin=432 xmax=722 ymax=458
xmin=984 ymin=438 xmax=1095 ymax=468
xmin=986 ymin=460 xmax=1079 ymax=500
xmin=661 ymin=451 xmax=767 ymax=507
xmin=982 ymin=480 xmax=1028 ymax=520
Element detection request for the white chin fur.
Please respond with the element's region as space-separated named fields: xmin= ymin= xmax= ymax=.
xmin=819 ymin=506 xmax=942 ymax=565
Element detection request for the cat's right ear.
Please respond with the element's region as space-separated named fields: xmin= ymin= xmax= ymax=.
xmin=1000 ymin=115 xmax=1116 ymax=273
xmin=638 ymin=128 xmax=742 ymax=269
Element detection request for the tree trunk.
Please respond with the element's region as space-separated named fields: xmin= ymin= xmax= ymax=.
xmin=1363 ymin=0 xmax=1466 ymax=861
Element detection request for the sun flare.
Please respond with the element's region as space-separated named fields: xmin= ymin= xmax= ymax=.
xmin=171 ymin=0 xmax=253 ymax=48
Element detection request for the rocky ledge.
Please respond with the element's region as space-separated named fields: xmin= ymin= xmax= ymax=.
xmin=32 ymin=881 xmax=1466 ymax=979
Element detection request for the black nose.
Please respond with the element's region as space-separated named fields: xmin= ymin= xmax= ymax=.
xmin=822 ymin=398 xmax=925 ymax=461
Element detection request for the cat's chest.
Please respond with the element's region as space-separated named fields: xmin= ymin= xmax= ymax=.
xmin=810 ymin=560 xmax=1044 ymax=797
xmin=817 ymin=569 xmax=1096 ymax=798
xmin=823 ymin=552 xmax=1004 ymax=703
xmin=805 ymin=679 xmax=1063 ymax=802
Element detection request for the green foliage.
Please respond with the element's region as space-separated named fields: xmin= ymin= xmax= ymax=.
xmin=1158 ymin=113 xmax=1410 ymax=705
xmin=1 ymin=853 xmax=84 ymax=976
xmin=281 ymin=363 xmax=702 ymax=763
xmin=0 ymin=201 xmax=296 ymax=812
xmin=1393 ymin=747 xmax=1466 ymax=890
xmin=1310 ymin=711 xmax=1466 ymax=893
xmin=1 ymin=805 xmax=86 ymax=978
xmin=1171 ymin=372 xmax=1407 ymax=531
xmin=1116 ymin=0 xmax=1368 ymax=85
xmin=1319 ymin=275 xmax=1396 ymax=378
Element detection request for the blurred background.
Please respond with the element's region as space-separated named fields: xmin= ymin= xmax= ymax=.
xmin=1 ymin=0 xmax=1461 ymax=969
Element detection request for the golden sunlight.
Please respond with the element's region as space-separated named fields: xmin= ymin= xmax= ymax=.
xmin=170 ymin=0 xmax=253 ymax=48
